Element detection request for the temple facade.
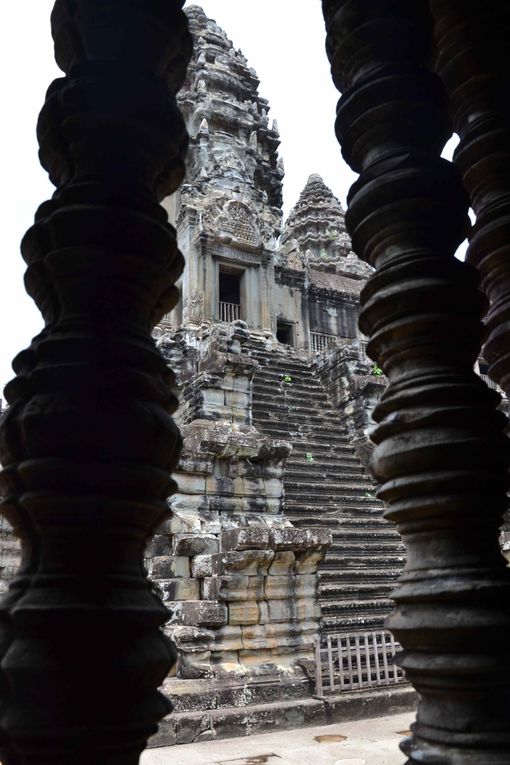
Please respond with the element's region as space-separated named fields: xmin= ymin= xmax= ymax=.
xmin=2 ymin=4 xmax=509 ymax=750
xmin=144 ymin=6 xmax=412 ymax=746
xmin=2 ymin=2 xmax=510 ymax=763
xmin=162 ymin=7 xmax=371 ymax=353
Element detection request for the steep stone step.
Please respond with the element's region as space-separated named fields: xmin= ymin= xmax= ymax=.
xmin=254 ymin=423 xmax=353 ymax=442
xmin=321 ymin=613 xmax=388 ymax=631
xmin=254 ymin=408 xmax=342 ymax=423
xmin=290 ymin=440 xmax=355 ymax=451
xmin=285 ymin=481 xmax=376 ymax=496
xmin=287 ymin=453 xmax=363 ymax=467
xmin=328 ymin=541 xmax=406 ymax=554
xmin=285 ymin=497 xmax=380 ymax=511
xmin=277 ymin=444 xmax=360 ymax=459
xmin=320 ymin=553 xmax=406 ymax=568
xmin=253 ymin=366 xmax=317 ymax=380
xmin=254 ymin=376 xmax=319 ymax=389
xmin=254 ymin=383 xmax=330 ymax=403
xmin=333 ymin=516 xmax=393 ymax=527
xmin=284 ymin=499 xmax=382 ymax=511
xmin=253 ymin=378 xmax=323 ymax=394
xmin=330 ymin=528 xmax=400 ymax=541
xmin=319 ymin=598 xmax=394 ymax=615
xmin=251 ymin=358 xmax=316 ymax=374
xmin=254 ymin=418 xmax=349 ymax=435
xmin=253 ymin=404 xmax=340 ymax=422
xmin=319 ymin=568 xmax=402 ymax=583
xmin=290 ymin=515 xmax=391 ymax=530
xmin=285 ymin=467 xmax=368 ymax=480
xmin=318 ymin=581 xmax=394 ymax=598
xmin=152 ymin=683 xmax=417 ymax=747
xmin=290 ymin=431 xmax=356 ymax=443
xmin=250 ymin=341 xmax=404 ymax=638
xmin=253 ymin=406 xmax=347 ymax=424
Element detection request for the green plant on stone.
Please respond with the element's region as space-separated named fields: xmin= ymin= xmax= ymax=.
xmin=282 ymin=374 xmax=292 ymax=383
xmin=371 ymin=364 xmax=383 ymax=377
xmin=306 ymin=452 xmax=314 ymax=463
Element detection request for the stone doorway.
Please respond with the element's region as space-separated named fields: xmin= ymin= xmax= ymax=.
xmin=276 ymin=320 xmax=294 ymax=347
xmin=219 ymin=268 xmax=242 ymax=323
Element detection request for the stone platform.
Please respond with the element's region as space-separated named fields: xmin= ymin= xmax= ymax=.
xmin=142 ymin=709 xmax=415 ymax=764
xmin=149 ymin=686 xmax=416 ymax=748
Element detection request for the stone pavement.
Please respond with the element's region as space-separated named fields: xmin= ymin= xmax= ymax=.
xmin=142 ymin=711 xmax=413 ymax=765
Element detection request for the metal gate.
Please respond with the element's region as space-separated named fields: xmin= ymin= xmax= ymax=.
xmin=314 ymin=630 xmax=406 ymax=696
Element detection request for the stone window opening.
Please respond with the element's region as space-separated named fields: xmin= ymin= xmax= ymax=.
xmin=276 ymin=320 xmax=294 ymax=347
xmin=219 ymin=268 xmax=242 ymax=323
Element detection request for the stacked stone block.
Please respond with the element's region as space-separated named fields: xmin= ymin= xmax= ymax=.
xmin=147 ymin=423 xmax=329 ymax=682
xmin=316 ymin=339 xmax=386 ymax=469
xmin=149 ymin=321 xmax=331 ymax=725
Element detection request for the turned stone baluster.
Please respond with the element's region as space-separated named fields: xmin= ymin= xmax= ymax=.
xmin=322 ymin=1 xmax=510 ymax=763
xmin=430 ymin=4 xmax=510 ymax=395
xmin=0 ymin=1 xmax=191 ymax=762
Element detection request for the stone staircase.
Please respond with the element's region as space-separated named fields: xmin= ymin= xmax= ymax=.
xmin=247 ymin=336 xmax=405 ymax=634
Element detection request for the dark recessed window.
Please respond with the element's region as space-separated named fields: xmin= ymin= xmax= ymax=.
xmin=277 ymin=321 xmax=294 ymax=346
xmin=219 ymin=270 xmax=241 ymax=322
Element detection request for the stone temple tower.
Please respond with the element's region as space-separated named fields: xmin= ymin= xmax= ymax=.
xmin=164 ymin=5 xmax=283 ymax=333
xmin=163 ymin=6 xmax=372 ymax=350
xmin=0 ymin=4 xmax=415 ymax=749
xmin=141 ymin=5 xmax=413 ymax=748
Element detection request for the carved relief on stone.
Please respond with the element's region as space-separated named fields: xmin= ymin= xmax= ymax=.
xmin=218 ymin=202 xmax=259 ymax=247
xmin=189 ymin=290 xmax=204 ymax=322
xmin=203 ymin=200 xmax=260 ymax=249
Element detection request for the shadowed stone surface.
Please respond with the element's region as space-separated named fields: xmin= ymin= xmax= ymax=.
xmin=323 ymin=1 xmax=510 ymax=763
xmin=0 ymin=0 xmax=192 ymax=762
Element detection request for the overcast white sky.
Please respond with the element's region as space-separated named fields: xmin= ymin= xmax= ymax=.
xmin=0 ymin=2 xmax=458 ymax=392
xmin=0 ymin=1 xmax=357 ymax=391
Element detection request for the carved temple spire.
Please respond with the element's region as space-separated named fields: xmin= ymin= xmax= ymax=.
xmin=176 ymin=5 xmax=283 ymax=243
xmin=0 ymin=1 xmax=191 ymax=761
xmin=161 ymin=5 xmax=283 ymax=332
xmin=323 ymin=1 xmax=510 ymax=763
xmin=279 ymin=173 xmax=371 ymax=279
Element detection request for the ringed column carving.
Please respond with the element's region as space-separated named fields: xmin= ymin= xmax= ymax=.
xmin=0 ymin=1 xmax=191 ymax=762
xmin=431 ymin=4 xmax=510 ymax=394
xmin=323 ymin=1 xmax=510 ymax=763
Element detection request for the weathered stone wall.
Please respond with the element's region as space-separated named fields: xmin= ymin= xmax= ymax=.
xmin=316 ymin=340 xmax=386 ymax=469
xmin=0 ymin=515 xmax=19 ymax=597
xmin=148 ymin=321 xmax=330 ymax=723
xmin=308 ymin=288 xmax=359 ymax=339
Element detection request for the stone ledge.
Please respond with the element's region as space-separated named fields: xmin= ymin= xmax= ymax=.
xmin=148 ymin=685 xmax=417 ymax=748
xmin=323 ymin=685 xmax=417 ymax=724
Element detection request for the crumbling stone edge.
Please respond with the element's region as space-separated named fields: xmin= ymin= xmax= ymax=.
xmin=148 ymin=686 xmax=417 ymax=747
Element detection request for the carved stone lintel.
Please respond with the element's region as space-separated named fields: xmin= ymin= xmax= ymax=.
xmin=323 ymin=1 xmax=510 ymax=763
xmin=0 ymin=1 xmax=191 ymax=761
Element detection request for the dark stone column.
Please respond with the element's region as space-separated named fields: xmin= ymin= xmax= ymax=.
xmin=0 ymin=2 xmax=191 ymax=762
xmin=431 ymin=4 xmax=510 ymax=395
xmin=322 ymin=1 xmax=510 ymax=763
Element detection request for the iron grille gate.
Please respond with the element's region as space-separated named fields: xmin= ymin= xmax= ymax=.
xmin=314 ymin=630 xmax=406 ymax=697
